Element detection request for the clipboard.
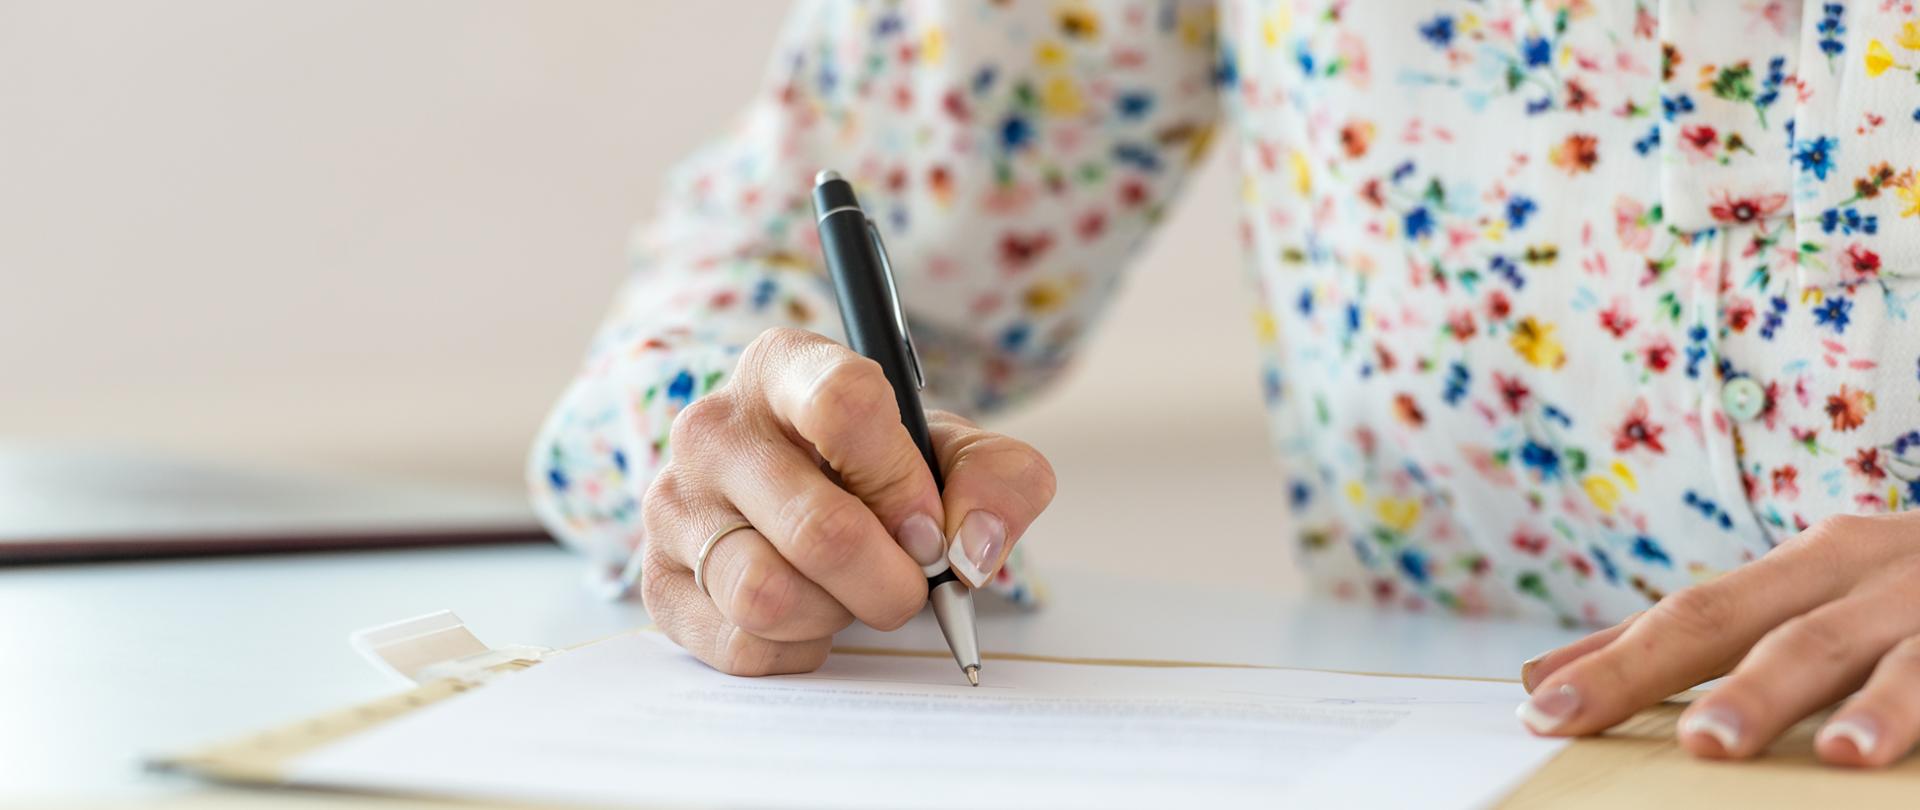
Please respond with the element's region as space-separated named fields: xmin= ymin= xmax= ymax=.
xmin=154 ymin=611 xmax=1920 ymax=809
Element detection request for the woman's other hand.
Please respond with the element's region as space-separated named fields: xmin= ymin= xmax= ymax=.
xmin=1517 ymin=511 xmax=1920 ymax=767
xmin=638 ymin=328 xmax=1056 ymax=676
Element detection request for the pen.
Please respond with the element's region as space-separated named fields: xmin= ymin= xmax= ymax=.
xmin=810 ymin=169 xmax=982 ymax=687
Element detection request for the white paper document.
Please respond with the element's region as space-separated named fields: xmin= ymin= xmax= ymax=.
xmin=288 ymin=632 xmax=1566 ymax=809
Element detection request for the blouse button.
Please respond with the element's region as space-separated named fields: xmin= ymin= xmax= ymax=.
xmin=1721 ymin=377 xmax=1766 ymax=422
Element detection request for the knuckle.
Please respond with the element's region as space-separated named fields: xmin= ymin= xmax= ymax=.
xmin=781 ymin=495 xmax=871 ymax=572
xmin=1762 ymin=615 xmax=1854 ymax=668
xmin=637 ymin=542 xmax=678 ymax=613
xmin=641 ymin=469 xmax=687 ymax=533
xmin=727 ymin=559 xmax=801 ymax=633
xmin=668 ymin=394 xmax=737 ymax=454
xmin=741 ymin=327 xmax=815 ymax=371
xmin=798 ymin=356 xmax=896 ymax=437
xmin=997 ymin=437 xmax=1058 ymax=507
xmin=1653 ymin=586 xmax=1738 ymax=641
xmin=957 ymin=433 xmax=1058 ymax=512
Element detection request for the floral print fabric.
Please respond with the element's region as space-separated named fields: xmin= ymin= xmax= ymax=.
xmin=531 ymin=0 xmax=1920 ymax=624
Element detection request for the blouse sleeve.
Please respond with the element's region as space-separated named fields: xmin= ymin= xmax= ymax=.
xmin=528 ymin=0 xmax=1224 ymax=592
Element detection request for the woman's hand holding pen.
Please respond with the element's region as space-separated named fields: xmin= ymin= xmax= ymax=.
xmin=1519 ymin=511 xmax=1920 ymax=767
xmin=638 ymin=327 xmax=1056 ymax=677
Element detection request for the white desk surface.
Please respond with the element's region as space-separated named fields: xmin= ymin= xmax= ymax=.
xmin=1 ymin=544 xmax=1586 ymax=802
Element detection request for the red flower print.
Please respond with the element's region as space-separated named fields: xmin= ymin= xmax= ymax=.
xmin=1564 ymin=78 xmax=1596 ymax=112
xmin=1613 ymin=399 xmax=1667 ymax=454
xmin=1549 ymin=133 xmax=1600 ymax=174
xmin=941 ymin=89 xmax=970 ymax=122
xmin=1848 ymin=447 xmax=1886 ymax=482
xmin=1076 ymin=210 xmax=1107 ymax=241
xmin=1393 ymin=393 xmax=1425 ymax=427
xmin=1825 ymin=385 xmax=1874 ymax=432
xmin=1642 ymin=337 xmax=1675 ymax=373
xmin=1446 ymin=308 xmax=1477 ymax=341
xmin=1843 ymin=243 xmax=1881 ymax=282
xmin=1360 ymin=178 xmax=1385 ymax=207
xmin=1706 ymin=191 xmax=1788 ymax=224
xmin=1493 ymin=372 xmax=1532 ymax=414
xmin=1725 ymin=298 xmax=1756 ymax=332
xmin=1375 ymin=342 xmax=1398 ymax=373
xmin=1678 ymin=124 xmax=1719 ymax=161
xmin=1118 ymin=179 xmax=1148 ymax=208
xmin=1511 ymin=530 xmax=1549 ymax=556
xmin=1567 ymin=553 xmax=1594 ymax=578
xmin=927 ymin=165 xmax=954 ymax=202
xmin=1598 ymin=298 xmax=1637 ymax=338
xmin=1340 ymin=120 xmax=1375 ymax=159
xmin=1486 ymin=290 xmax=1512 ymax=320
xmin=999 ymin=232 xmax=1055 ymax=271
xmin=1771 ymin=465 xmax=1800 ymax=499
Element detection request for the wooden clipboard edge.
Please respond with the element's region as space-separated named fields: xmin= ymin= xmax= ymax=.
xmin=151 ymin=660 xmax=540 ymax=784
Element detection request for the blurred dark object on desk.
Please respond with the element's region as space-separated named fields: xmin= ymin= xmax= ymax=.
xmin=0 ymin=443 xmax=548 ymax=564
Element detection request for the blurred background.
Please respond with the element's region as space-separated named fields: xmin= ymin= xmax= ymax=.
xmin=2 ymin=1 xmax=1292 ymax=585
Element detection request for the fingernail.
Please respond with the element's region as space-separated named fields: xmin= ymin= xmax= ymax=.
xmin=1520 ymin=654 xmax=1545 ymax=691
xmin=897 ymin=513 xmax=946 ymax=567
xmin=1681 ymin=705 xmax=1743 ymax=755
xmin=946 ymin=511 xmax=1006 ymax=587
xmin=1818 ymin=715 xmax=1880 ymax=759
xmin=1515 ymin=684 xmax=1581 ymax=733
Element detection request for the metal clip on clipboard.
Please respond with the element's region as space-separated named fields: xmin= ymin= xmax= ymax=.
xmin=350 ymin=610 xmax=557 ymax=687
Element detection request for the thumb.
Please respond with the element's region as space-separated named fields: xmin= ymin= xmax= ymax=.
xmin=927 ymin=412 xmax=1057 ymax=588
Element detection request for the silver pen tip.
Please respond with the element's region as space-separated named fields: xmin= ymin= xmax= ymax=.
xmin=964 ymin=665 xmax=980 ymax=687
xmin=814 ymin=169 xmax=842 ymax=185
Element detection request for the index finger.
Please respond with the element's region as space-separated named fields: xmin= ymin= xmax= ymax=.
xmin=740 ymin=328 xmax=947 ymax=566
xmin=722 ymin=440 xmax=928 ymax=631
xmin=1517 ymin=532 xmax=1859 ymax=737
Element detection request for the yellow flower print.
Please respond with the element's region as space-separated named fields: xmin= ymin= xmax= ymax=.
xmin=921 ymin=27 xmax=945 ymax=63
xmin=1610 ymin=460 xmax=1638 ymax=491
xmin=1894 ymin=169 xmax=1920 ymax=219
xmin=1035 ymin=41 xmax=1067 ymax=68
xmin=1023 ymin=278 xmax=1072 ymax=313
xmin=1290 ymin=149 xmax=1312 ymax=197
xmin=1376 ymin=497 xmax=1421 ymax=534
xmin=1510 ymin=317 xmax=1568 ymax=369
xmin=1866 ymin=39 xmax=1897 ymax=77
xmin=1253 ymin=310 xmax=1277 ymax=343
xmin=1899 ymin=21 xmax=1920 ymax=51
xmin=1058 ymin=6 xmax=1100 ymax=39
xmin=1582 ymin=475 xmax=1621 ymax=514
xmin=1261 ymin=7 xmax=1292 ymax=46
xmin=1042 ymin=75 xmax=1084 ymax=115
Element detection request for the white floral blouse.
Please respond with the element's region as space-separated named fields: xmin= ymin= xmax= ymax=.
xmin=530 ymin=0 xmax=1920 ymax=625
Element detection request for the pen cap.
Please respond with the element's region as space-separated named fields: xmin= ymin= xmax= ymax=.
xmin=810 ymin=172 xmax=941 ymax=489
xmin=811 ymin=170 xmax=859 ymax=215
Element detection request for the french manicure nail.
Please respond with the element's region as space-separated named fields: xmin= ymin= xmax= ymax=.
xmin=1515 ymin=684 xmax=1581 ymax=733
xmin=946 ymin=511 xmax=1005 ymax=586
xmin=1818 ymin=715 xmax=1880 ymax=758
xmin=1681 ymin=705 xmax=1743 ymax=754
xmin=1520 ymin=654 xmax=1545 ymax=691
xmin=897 ymin=513 xmax=946 ymax=567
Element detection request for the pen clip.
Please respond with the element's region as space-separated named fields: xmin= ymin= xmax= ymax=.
xmin=866 ymin=217 xmax=925 ymax=390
